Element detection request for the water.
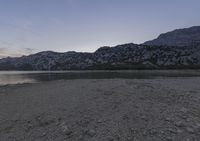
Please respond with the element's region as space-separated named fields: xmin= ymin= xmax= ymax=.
xmin=0 ymin=70 xmax=200 ymax=85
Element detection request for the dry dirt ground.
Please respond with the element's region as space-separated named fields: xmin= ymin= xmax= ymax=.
xmin=0 ymin=78 xmax=200 ymax=141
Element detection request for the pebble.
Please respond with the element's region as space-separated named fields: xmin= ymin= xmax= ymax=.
xmin=177 ymin=128 xmax=183 ymax=133
xmin=107 ymin=136 xmax=114 ymax=141
xmin=60 ymin=123 xmax=72 ymax=135
xmin=27 ymin=123 xmax=33 ymax=128
xmin=186 ymin=127 xmax=195 ymax=134
xmin=175 ymin=121 xmax=184 ymax=127
xmin=79 ymin=134 xmax=84 ymax=140
xmin=167 ymin=128 xmax=177 ymax=134
xmin=41 ymin=132 xmax=46 ymax=137
xmin=127 ymin=136 xmax=132 ymax=141
xmin=97 ymin=119 xmax=102 ymax=123
xmin=140 ymin=115 xmax=148 ymax=121
xmin=160 ymin=130 xmax=165 ymax=134
xmin=165 ymin=136 xmax=173 ymax=141
xmin=165 ymin=117 xmax=171 ymax=122
xmin=180 ymin=107 xmax=188 ymax=113
xmin=149 ymin=129 xmax=158 ymax=135
xmin=87 ymin=129 xmax=96 ymax=137
xmin=194 ymin=123 xmax=200 ymax=129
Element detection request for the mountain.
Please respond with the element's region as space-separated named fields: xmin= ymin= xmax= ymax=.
xmin=1 ymin=26 xmax=200 ymax=70
xmin=0 ymin=43 xmax=200 ymax=70
xmin=144 ymin=26 xmax=200 ymax=47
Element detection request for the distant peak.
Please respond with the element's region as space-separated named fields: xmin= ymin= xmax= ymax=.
xmin=144 ymin=26 xmax=200 ymax=47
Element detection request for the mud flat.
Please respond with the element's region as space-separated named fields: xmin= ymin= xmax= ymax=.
xmin=0 ymin=78 xmax=200 ymax=141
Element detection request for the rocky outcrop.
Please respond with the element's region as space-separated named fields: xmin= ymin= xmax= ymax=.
xmin=144 ymin=26 xmax=200 ymax=47
xmin=0 ymin=43 xmax=200 ymax=70
xmin=1 ymin=26 xmax=200 ymax=70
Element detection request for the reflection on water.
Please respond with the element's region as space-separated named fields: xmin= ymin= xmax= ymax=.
xmin=0 ymin=70 xmax=200 ymax=85
xmin=0 ymin=74 xmax=37 ymax=85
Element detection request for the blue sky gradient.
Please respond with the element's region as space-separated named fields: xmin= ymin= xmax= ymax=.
xmin=0 ymin=0 xmax=200 ymax=57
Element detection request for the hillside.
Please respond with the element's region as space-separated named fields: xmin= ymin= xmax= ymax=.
xmin=1 ymin=26 xmax=200 ymax=70
xmin=144 ymin=26 xmax=200 ymax=47
xmin=0 ymin=43 xmax=200 ymax=70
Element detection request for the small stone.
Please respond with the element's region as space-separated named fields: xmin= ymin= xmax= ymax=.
xmin=79 ymin=134 xmax=84 ymax=140
xmin=87 ymin=129 xmax=96 ymax=137
xmin=107 ymin=136 xmax=114 ymax=141
xmin=160 ymin=130 xmax=165 ymax=134
xmin=41 ymin=132 xmax=46 ymax=137
xmin=177 ymin=128 xmax=183 ymax=133
xmin=180 ymin=107 xmax=188 ymax=113
xmin=60 ymin=123 xmax=72 ymax=135
xmin=140 ymin=115 xmax=148 ymax=121
xmin=165 ymin=117 xmax=171 ymax=122
xmin=133 ymin=137 xmax=138 ymax=141
xmin=57 ymin=117 xmax=62 ymax=122
xmin=97 ymin=119 xmax=102 ymax=123
xmin=28 ymin=123 xmax=33 ymax=128
xmin=167 ymin=128 xmax=177 ymax=134
xmin=127 ymin=136 xmax=132 ymax=141
xmin=165 ymin=136 xmax=173 ymax=141
xmin=122 ymin=114 xmax=129 ymax=120
xmin=142 ymin=131 xmax=147 ymax=136
xmin=175 ymin=121 xmax=184 ymax=127
xmin=185 ymin=138 xmax=193 ymax=141
xmin=116 ymin=135 xmax=120 ymax=140
xmin=194 ymin=123 xmax=200 ymax=129
xmin=182 ymin=115 xmax=188 ymax=119
xmin=130 ymin=128 xmax=135 ymax=132
xmin=186 ymin=127 xmax=195 ymax=134
xmin=186 ymin=117 xmax=192 ymax=122
xmin=149 ymin=129 xmax=158 ymax=135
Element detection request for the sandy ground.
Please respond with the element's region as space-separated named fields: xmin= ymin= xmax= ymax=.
xmin=0 ymin=78 xmax=200 ymax=141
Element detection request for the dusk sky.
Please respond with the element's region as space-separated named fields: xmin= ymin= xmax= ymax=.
xmin=0 ymin=0 xmax=200 ymax=58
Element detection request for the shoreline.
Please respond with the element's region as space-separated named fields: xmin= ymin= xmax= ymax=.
xmin=1 ymin=78 xmax=200 ymax=140
xmin=1 ymin=70 xmax=200 ymax=86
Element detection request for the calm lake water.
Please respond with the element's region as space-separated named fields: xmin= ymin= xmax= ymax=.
xmin=0 ymin=70 xmax=200 ymax=85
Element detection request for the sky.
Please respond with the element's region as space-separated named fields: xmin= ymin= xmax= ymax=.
xmin=0 ymin=0 xmax=200 ymax=58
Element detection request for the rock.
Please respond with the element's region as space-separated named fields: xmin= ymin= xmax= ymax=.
xmin=27 ymin=123 xmax=33 ymax=128
xmin=182 ymin=115 xmax=188 ymax=119
xmin=41 ymin=132 xmax=46 ymax=137
xmin=35 ymin=114 xmax=55 ymax=127
xmin=185 ymin=137 xmax=195 ymax=141
xmin=180 ymin=107 xmax=188 ymax=113
xmin=144 ymin=26 xmax=200 ymax=47
xmin=107 ymin=136 xmax=114 ymax=141
xmin=127 ymin=136 xmax=133 ymax=141
xmin=167 ymin=128 xmax=178 ymax=134
xmin=97 ymin=119 xmax=103 ymax=123
xmin=160 ymin=130 xmax=165 ymax=134
xmin=174 ymin=121 xmax=184 ymax=127
xmin=87 ymin=129 xmax=96 ymax=137
xmin=164 ymin=117 xmax=172 ymax=122
xmin=194 ymin=123 xmax=200 ymax=129
xmin=186 ymin=127 xmax=195 ymax=134
xmin=149 ymin=129 xmax=158 ymax=135
xmin=177 ymin=128 xmax=183 ymax=133
xmin=165 ymin=136 xmax=173 ymax=141
xmin=140 ymin=115 xmax=148 ymax=121
xmin=60 ymin=123 xmax=72 ymax=135
xmin=78 ymin=134 xmax=84 ymax=140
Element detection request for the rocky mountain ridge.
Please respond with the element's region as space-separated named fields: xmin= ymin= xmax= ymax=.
xmin=1 ymin=26 xmax=200 ymax=70
xmin=144 ymin=26 xmax=200 ymax=46
xmin=0 ymin=43 xmax=200 ymax=70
